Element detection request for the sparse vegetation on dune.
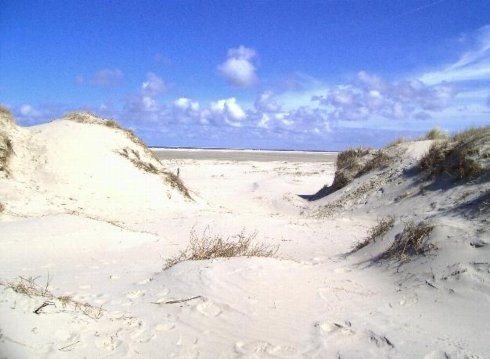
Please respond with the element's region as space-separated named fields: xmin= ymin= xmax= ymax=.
xmin=420 ymin=126 xmax=490 ymax=181
xmin=0 ymin=105 xmax=13 ymax=117
xmin=423 ymin=128 xmax=449 ymax=140
xmin=378 ymin=221 xmax=435 ymax=261
xmin=351 ymin=216 xmax=395 ymax=253
xmin=3 ymin=276 xmax=103 ymax=319
xmin=164 ymin=229 xmax=278 ymax=269
xmin=67 ymin=112 xmax=192 ymax=198
xmin=118 ymin=147 xmax=191 ymax=198
xmin=0 ymin=131 xmax=14 ymax=176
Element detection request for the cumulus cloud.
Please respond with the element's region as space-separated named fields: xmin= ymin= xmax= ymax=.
xmin=203 ymin=98 xmax=247 ymax=127
xmin=314 ymin=71 xmax=458 ymax=121
xmin=218 ymin=46 xmax=259 ymax=88
xmin=172 ymin=97 xmax=201 ymax=123
xmin=141 ymin=72 xmax=167 ymax=96
xmin=90 ymin=69 xmax=124 ymax=87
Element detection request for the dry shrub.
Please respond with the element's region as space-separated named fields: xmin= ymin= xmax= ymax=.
xmin=5 ymin=276 xmax=103 ymax=319
xmin=379 ymin=221 xmax=434 ymax=261
xmin=162 ymin=170 xmax=191 ymax=198
xmin=0 ymin=132 xmax=13 ymax=175
xmin=357 ymin=150 xmax=394 ymax=177
xmin=419 ymin=141 xmax=451 ymax=178
xmin=164 ymin=229 xmax=278 ymax=269
xmin=351 ymin=216 xmax=395 ymax=252
xmin=423 ymin=128 xmax=449 ymax=140
xmin=118 ymin=148 xmax=191 ymax=198
xmin=419 ymin=126 xmax=489 ymax=181
xmin=386 ymin=137 xmax=408 ymax=148
xmin=336 ymin=147 xmax=372 ymax=171
xmin=0 ymin=105 xmax=12 ymax=116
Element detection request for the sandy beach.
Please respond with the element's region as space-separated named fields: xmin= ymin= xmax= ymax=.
xmin=1 ymin=112 xmax=489 ymax=358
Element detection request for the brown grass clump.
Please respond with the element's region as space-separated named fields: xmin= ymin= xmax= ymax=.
xmin=118 ymin=148 xmax=191 ymax=198
xmin=386 ymin=137 xmax=408 ymax=148
xmin=164 ymin=229 xmax=278 ymax=269
xmin=4 ymin=276 xmax=103 ymax=319
xmin=351 ymin=216 xmax=395 ymax=252
xmin=0 ymin=105 xmax=12 ymax=117
xmin=419 ymin=126 xmax=489 ymax=181
xmin=357 ymin=150 xmax=394 ymax=177
xmin=379 ymin=221 xmax=434 ymax=261
xmin=336 ymin=147 xmax=372 ymax=171
xmin=423 ymin=128 xmax=449 ymax=140
xmin=0 ymin=132 xmax=14 ymax=176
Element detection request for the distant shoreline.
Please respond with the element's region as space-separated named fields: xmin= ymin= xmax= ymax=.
xmin=152 ymin=147 xmax=338 ymax=162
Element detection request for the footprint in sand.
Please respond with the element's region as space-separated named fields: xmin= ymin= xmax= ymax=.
xmin=235 ymin=341 xmax=297 ymax=356
xmin=126 ymin=290 xmax=145 ymax=299
xmin=155 ymin=321 xmax=176 ymax=331
xmin=317 ymin=322 xmax=355 ymax=336
xmin=94 ymin=335 xmax=122 ymax=351
xmin=196 ymin=301 xmax=221 ymax=317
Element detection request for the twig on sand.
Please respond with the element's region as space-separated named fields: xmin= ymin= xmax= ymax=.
xmin=153 ymin=295 xmax=202 ymax=305
xmin=59 ymin=341 xmax=80 ymax=351
xmin=33 ymin=300 xmax=54 ymax=314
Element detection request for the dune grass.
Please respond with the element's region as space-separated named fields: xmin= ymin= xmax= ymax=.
xmin=419 ymin=126 xmax=489 ymax=181
xmin=3 ymin=275 xmax=103 ymax=319
xmin=0 ymin=131 xmax=13 ymax=176
xmin=351 ymin=216 xmax=395 ymax=253
xmin=164 ymin=228 xmax=278 ymax=269
xmin=379 ymin=221 xmax=434 ymax=261
xmin=423 ymin=128 xmax=449 ymax=140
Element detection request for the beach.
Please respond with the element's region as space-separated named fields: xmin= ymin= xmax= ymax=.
xmin=1 ymin=114 xmax=489 ymax=358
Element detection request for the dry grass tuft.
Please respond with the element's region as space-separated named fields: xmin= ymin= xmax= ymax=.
xmin=0 ymin=105 xmax=13 ymax=117
xmin=336 ymin=147 xmax=372 ymax=171
xmin=386 ymin=137 xmax=408 ymax=148
xmin=423 ymin=128 xmax=449 ymax=140
xmin=118 ymin=148 xmax=191 ymax=198
xmin=164 ymin=228 xmax=278 ymax=269
xmin=0 ymin=202 xmax=4 ymax=214
xmin=419 ymin=126 xmax=489 ymax=181
xmin=162 ymin=170 xmax=191 ymax=198
xmin=0 ymin=132 xmax=14 ymax=176
xmin=351 ymin=216 xmax=395 ymax=253
xmin=379 ymin=221 xmax=434 ymax=261
xmin=357 ymin=150 xmax=394 ymax=177
xmin=5 ymin=276 xmax=103 ymax=319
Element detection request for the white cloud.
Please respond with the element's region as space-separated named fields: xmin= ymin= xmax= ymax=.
xmin=218 ymin=46 xmax=259 ymax=88
xmin=174 ymin=97 xmax=199 ymax=111
xmin=314 ymin=71 xmax=458 ymax=121
xmin=141 ymin=72 xmax=167 ymax=96
xmin=19 ymin=104 xmax=42 ymax=118
xmin=90 ymin=69 xmax=124 ymax=87
xmin=205 ymin=97 xmax=247 ymax=127
xmin=420 ymin=25 xmax=490 ymax=84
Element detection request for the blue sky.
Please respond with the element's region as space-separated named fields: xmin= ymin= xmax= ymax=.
xmin=1 ymin=0 xmax=489 ymax=150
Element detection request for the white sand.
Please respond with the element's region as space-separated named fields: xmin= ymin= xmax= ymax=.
xmin=1 ymin=114 xmax=489 ymax=358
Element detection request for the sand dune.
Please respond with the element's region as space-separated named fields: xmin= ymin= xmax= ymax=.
xmin=1 ymin=111 xmax=489 ymax=358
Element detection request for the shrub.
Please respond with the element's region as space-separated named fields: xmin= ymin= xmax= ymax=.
xmin=351 ymin=216 xmax=395 ymax=252
xmin=164 ymin=229 xmax=278 ymax=269
xmin=4 ymin=276 xmax=103 ymax=319
xmin=379 ymin=221 xmax=434 ymax=261
xmin=419 ymin=126 xmax=489 ymax=181
xmin=336 ymin=147 xmax=372 ymax=171
xmin=419 ymin=141 xmax=451 ymax=178
xmin=357 ymin=150 xmax=394 ymax=177
xmin=423 ymin=128 xmax=449 ymax=140
xmin=386 ymin=137 xmax=408 ymax=148
xmin=0 ymin=132 xmax=13 ymax=175
xmin=0 ymin=105 xmax=12 ymax=116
